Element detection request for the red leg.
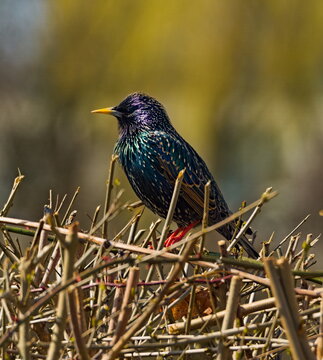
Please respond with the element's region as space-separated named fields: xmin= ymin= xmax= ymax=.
xmin=164 ymin=221 xmax=199 ymax=247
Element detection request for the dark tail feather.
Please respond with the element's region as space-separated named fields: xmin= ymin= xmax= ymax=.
xmin=218 ymin=223 xmax=259 ymax=259
xmin=238 ymin=235 xmax=259 ymax=259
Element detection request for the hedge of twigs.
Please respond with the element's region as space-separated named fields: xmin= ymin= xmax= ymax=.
xmin=0 ymin=159 xmax=322 ymax=360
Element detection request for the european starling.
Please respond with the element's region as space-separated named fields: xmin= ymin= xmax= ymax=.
xmin=92 ymin=93 xmax=259 ymax=259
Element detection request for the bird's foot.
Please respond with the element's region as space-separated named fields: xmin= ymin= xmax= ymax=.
xmin=164 ymin=221 xmax=199 ymax=247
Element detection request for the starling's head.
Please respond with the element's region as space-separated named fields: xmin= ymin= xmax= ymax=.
xmin=92 ymin=93 xmax=172 ymax=136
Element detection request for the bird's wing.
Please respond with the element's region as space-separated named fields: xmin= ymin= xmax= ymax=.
xmin=150 ymin=132 xmax=223 ymax=219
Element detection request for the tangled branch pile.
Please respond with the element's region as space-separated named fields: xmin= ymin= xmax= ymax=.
xmin=0 ymin=167 xmax=322 ymax=360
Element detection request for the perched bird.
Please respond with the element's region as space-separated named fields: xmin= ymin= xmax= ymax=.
xmin=92 ymin=93 xmax=258 ymax=259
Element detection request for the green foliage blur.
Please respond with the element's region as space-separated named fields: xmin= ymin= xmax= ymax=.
xmin=0 ymin=1 xmax=322 ymax=243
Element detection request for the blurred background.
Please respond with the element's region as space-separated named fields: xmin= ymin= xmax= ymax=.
xmin=0 ymin=1 xmax=322 ymax=251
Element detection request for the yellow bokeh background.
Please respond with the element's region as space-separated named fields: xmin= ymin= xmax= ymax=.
xmin=0 ymin=1 xmax=322 ymax=247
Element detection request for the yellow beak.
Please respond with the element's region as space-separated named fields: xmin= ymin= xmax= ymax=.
xmin=91 ymin=107 xmax=115 ymax=115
